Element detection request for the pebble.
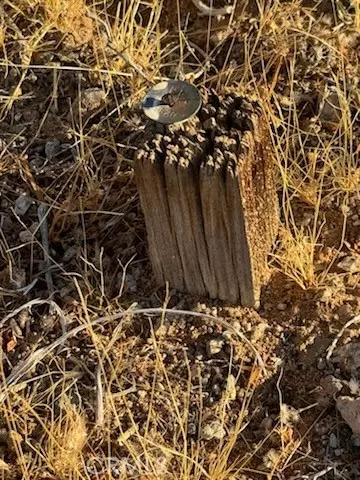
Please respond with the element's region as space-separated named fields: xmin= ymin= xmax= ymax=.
xmin=329 ymin=432 xmax=338 ymax=449
xmin=260 ymin=417 xmax=273 ymax=434
xmin=212 ymin=384 xmax=221 ymax=395
xmin=301 ymin=212 xmax=313 ymax=227
xmin=63 ymin=245 xmax=79 ymax=262
xmin=203 ymin=420 xmax=226 ymax=440
xmin=197 ymin=303 xmax=207 ymax=312
xmin=45 ymin=139 xmax=61 ymax=160
xmin=19 ymin=230 xmax=34 ymax=243
xmin=207 ymin=338 xmax=224 ymax=355
xmin=223 ymin=330 xmax=232 ymax=340
xmin=81 ymin=88 xmax=106 ymax=112
xmin=244 ymin=321 xmax=252 ymax=332
xmin=319 ymin=92 xmax=341 ymax=124
xmin=340 ymin=204 xmax=350 ymax=216
xmin=137 ymin=390 xmax=147 ymax=399
xmin=337 ymin=396 xmax=360 ymax=434
xmin=317 ymin=358 xmax=326 ymax=371
xmin=251 ymin=322 xmax=267 ymax=342
xmin=14 ymin=195 xmax=33 ymax=216
xmin=352 ymin=434 xmax=360 ymax=447
xmin=334 ymin=448 xmax=343 ymax=457
xmin=155 ymin=324 xmax=167 ymax=337
xmin=320 ymin=375 xmax=343 ymax=397
xmin=337 ymin=255 xmax=360 ymax=273
xmin=334 ymin=343 xmax=360 ymax=373
xmin=0 ymin=428 xmax=7 ymax=443
xmin=233 ymin=320 xmax=241 ymax=331
xmin=203 ymin=117 xmax=217 ymax=130
xmin=277 ymin=303 xmax=287 ymax=311
xmin=225 ymin=374 xmax=237 ymax=401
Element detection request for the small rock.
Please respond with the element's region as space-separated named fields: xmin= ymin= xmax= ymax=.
xmin=10 ymin=319 xmax=22 ymax=338
xmin=63 ymin=245 xmax=79 ymax=262
xmin=203 ymin=420 xmax=226 ymax=440
xmin=251 ymin=322 xmax=268 ymax=342
xmin=224 ymin=374 xmax=237 ymax=401
xmin=336 ymin=396 xmax=360 ymax=434
xmin=337 ymin=255 xmax=360 ymax=273
xmin=320 ymin=375 xmax=343 ymax=397
xmin=352 ymin=433 xmax=360 ymax=447
xmin=301 ymin=212 xmax=314 ymax=227
xmin=329 ymin=432 xmax=338 ymax=449
xmin=125 ymin=273 xmax=138 ymax=293
xmin=9 ymin=267 xmax=26 ymax=289
xmin=340 ymin=204 xmax=350 ymax=216
xmin=317 ymin=358 xmax=326 ymax=370
xmin=30 ymin=155 xmax=44 ymax=171
xmin=19 ymin=230 xmax=34 ymax=243
xmin=63 ymin=295 xmax=77 ymax=305
xmin=212 ymin=384 xmax=221 ymax=395
xmin=333 ymin=343 xmax=360 ymax=374
xmin=348 ymin=378 xmax=360 ymax=395
xmin=81 ymin=88 xmax=106 ymax=112
xmin=319 ymin=92 xmax=341 ymax=125
xmin=335 ymin=304 xmax=352 ymax=320
xmin=18 ymin=310 xmax=31 ymax=329
xmin=0 ymin=428 xmax=7 ymax=443
xmin=196 ymin=303 xmax=207 ymax=312
xmin=155 ymin=324 xmax=167 ymax=337
xmin=14 ymin=195 xmax=33 ymax=216
xmin=277 ymin=303 xmax=287 ymax=311
xmin=137 ymin=390 xmax=147 ymax=399
xmin=40 ymin=315 xmax=56 ymax=330
xmin=18 ymin=221 xmax=39 ymax=244
xmin=207 ymin=338 xmax=224 ymax=355
xmin=45 ymin=139 xmax=61 ymax=160
xmin=334 ymin=448 xmax=343 ymax=457
xmin=188 ymin=423 xmax=197 ymax=436
xmin=259 ymin=417 xmax=273 ymax=435
xmin=203 ymin=117 xmax=217 ymax=130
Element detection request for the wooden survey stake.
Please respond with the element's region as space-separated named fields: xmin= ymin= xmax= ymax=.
xmin=134 ymin=94 xmax=279 ymax=307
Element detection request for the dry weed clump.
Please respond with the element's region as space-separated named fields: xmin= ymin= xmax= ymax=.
xmin=0 ymin=0 xmax=360 ymax=478
xmin=0 ymin=306 xmax=281 ymax=480
xmin=45 ymin=396 xmax=87 ymax=476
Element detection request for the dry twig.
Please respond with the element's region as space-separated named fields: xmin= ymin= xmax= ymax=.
xmin=326 ymin=314 xmax=360 ymax=362
xmin=191 ymin=0 xmax=234 ymax=16
xmin=0 ymin=306 xmax=266 ymax=403
xmin=95 ymin=363 xmax=104 ymax=427
xmin=38 ymin=204 xmax=54 ymax=297
xmin=0 ymin=298 xmax=67 ymax=335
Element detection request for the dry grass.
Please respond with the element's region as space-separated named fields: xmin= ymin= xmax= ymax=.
xmin=0 ymin=0 xmax=360 ymax=478
xmin=0 ymin=303 xmax=308 ymax=479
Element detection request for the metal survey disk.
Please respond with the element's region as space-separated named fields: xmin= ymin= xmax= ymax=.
xmin=142 ymin=80 xmax=202 ymax=125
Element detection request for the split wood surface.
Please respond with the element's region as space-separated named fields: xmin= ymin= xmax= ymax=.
xmin=135 ymin=94 xmax=279 ymax=307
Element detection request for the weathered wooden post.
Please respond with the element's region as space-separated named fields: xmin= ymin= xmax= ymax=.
xmin=134 ymin=82 xmax=279 ymax=307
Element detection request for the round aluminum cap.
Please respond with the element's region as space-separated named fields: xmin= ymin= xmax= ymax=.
xmin=142 ymin=80 xmax=202 ymax=125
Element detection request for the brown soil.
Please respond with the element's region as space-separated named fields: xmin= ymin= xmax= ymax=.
xmin=1 ymin=0 xmax=360 ymax=479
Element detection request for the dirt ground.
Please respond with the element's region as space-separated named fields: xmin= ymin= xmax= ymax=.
xmin=1 ymin=0 xmax=360 ymax=479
